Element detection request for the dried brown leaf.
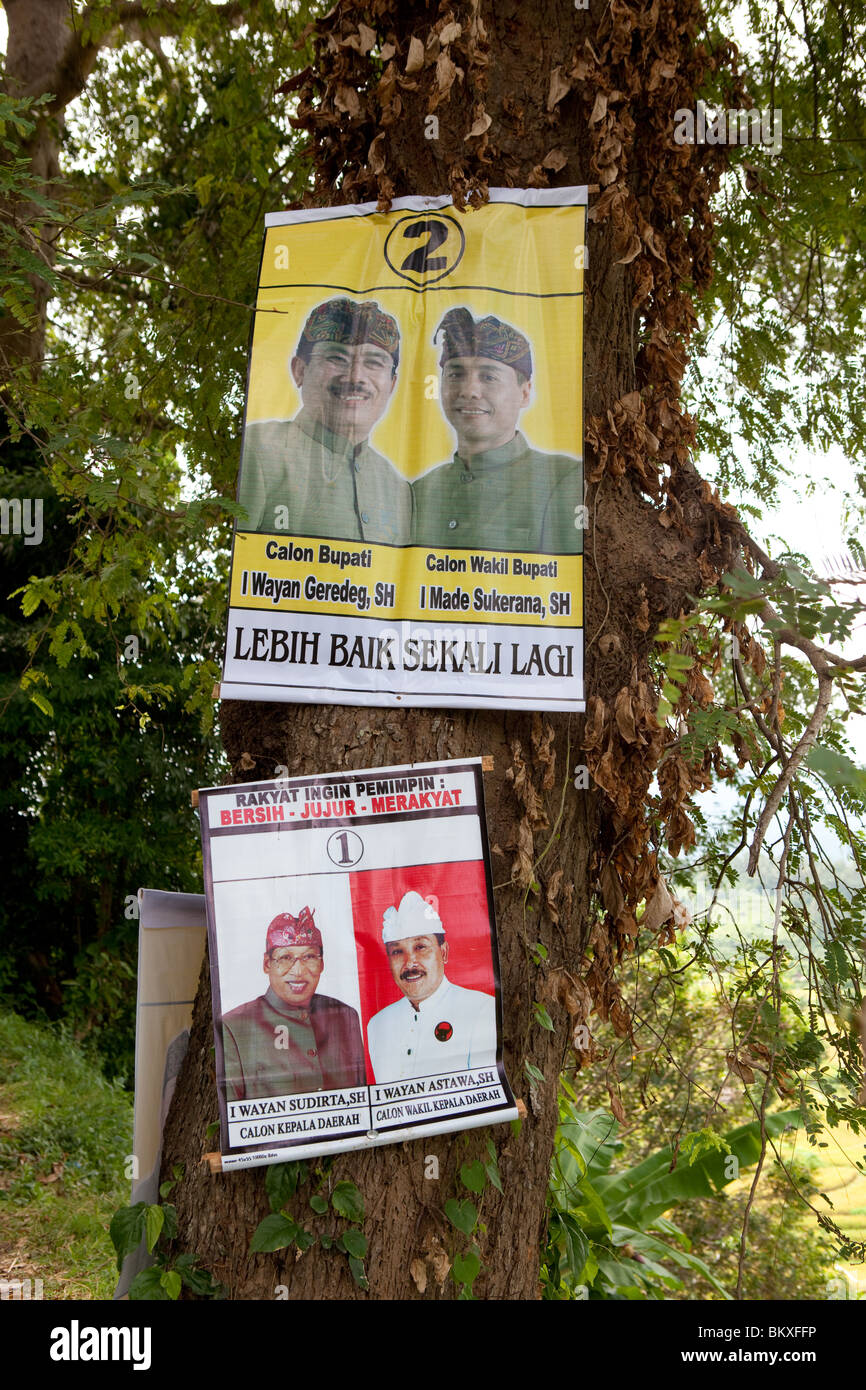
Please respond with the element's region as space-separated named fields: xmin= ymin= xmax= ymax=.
xmin=615 ymin=234 xmax=642 ymax=265
xmin=409 ymin=1258 xmax=427 ymax=1293
xmin=368 ymin=131 xmax=386 ymax=175
xmin=405 ymin=35 xmax=425 ymax=73
xmin=439 ymin=20 xmax=462 ymax=44
xmin=465 ymin=110 xmax=492 ymax=139
xmin=608 ymin=1088 xmax=627 ymax=1123
xmin=589 ymin=91 xmax=608 ymax=124
xmin=614 ymin=687 xmax=637 ymax=743
xmin=334 ymin=84 xmax=361 ymax=118
xmin=436 ymin=50 xmax=458 ymax=93
xmin=600 ymin=861 xmax=624 ymax=919
xmin=642 ymin=877 xmax=674 ymax=934
xmin=542 ymin=147 xmax=569 ymax=171
xmin=547 ymin=66 xmax=570 ymax=111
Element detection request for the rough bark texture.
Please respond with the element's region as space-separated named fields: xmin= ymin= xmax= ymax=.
xmin=158 ymin=0 xmax=739 ymax=1298
xmin=0 ymin=0 xmax=109 ymax=368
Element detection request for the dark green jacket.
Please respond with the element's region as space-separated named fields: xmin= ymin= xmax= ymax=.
xmin=412 ymin=431 xmax=582 ymax=555
xmin=222 ymin=987 xmax=366 ymax=1101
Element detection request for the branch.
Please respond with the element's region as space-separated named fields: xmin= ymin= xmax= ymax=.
xmin=40 ymin=1 xmax=260 ymax=116
xmin=747 ymin=670 xmax=833 ymax=874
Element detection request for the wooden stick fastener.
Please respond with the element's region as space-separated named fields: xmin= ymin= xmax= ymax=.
xmin=191 ymin=789 xmax=200 ymax=809
xmin=481 ymin=754 xmax=494 ymax=772
xmin=202 ymin=1152 xmax=223 ymax=1174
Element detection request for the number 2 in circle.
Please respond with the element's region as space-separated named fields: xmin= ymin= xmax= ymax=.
xmin=399 ymin=219 xmax=449 ymax=273
xmin=383 ymin=212 xmax=465 ymax=285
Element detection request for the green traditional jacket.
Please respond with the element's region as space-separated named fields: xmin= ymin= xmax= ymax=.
xmin=237 ymin=409 xmax=411 ymax=546
xmin=412 ymin=431 xmax=582 ymax=555
xmin=221 ymin=987 xmax=366 ymax=1101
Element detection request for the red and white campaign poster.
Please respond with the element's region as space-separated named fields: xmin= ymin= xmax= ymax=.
xmin=198 ymin=758 xmax=517 ymax=1170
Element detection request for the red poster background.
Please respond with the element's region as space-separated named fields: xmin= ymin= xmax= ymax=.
xmin=350 ymin=860 xmax=496 ymax=1079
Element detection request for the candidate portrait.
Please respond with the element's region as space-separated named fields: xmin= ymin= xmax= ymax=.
xmin=412 ymin=306 xmax=582 ymax=555
xmin=237 ymin=296 xmax=411 ymax=546
xmin=366 ymin=890 xmax=497 ymax=1084
xmin=221 ymin=907 xmax=366 ymax=1101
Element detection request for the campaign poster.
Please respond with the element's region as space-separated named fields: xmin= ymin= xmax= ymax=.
xmin=198 ymin=758 xmax=518 ymax=1170
xmin=221 ymin=187 xmax=585 ymax=712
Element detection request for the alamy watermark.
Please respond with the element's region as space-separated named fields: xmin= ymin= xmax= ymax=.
xmin=0 ymin=497 xmax=42 ymax=545
xmin=674 ymin=100 xmax=782 ymax=156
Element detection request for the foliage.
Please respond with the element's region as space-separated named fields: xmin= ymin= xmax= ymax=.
xmin=694 ymin=0 xmax=866 ymax=506
xmin=249 ymin=1163 xmax=369 ymax=1291
xmin=109 ymin=1176 xmax=223 ymax=1301
xmin=0 ymin=1008 xmax=133 ymax=1298
xmin=543 ymin=1097 xmax=801 ymax=1299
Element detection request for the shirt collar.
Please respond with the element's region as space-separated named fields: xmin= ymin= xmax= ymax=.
xmin=453 ymin=431 xmax=527 ymax=476
xmin=295 ymin=408 xmax=368 ymax=461
xmin=410 ymin=976 xmax=453 ymax=1016
xmin=264 ymin=985 xmax=314 ymax=1023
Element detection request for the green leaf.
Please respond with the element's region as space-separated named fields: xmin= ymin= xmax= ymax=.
xmin=348 ymin=1255 xmax=369 ymax=1290
xmin=309 ymin=1193 xmax=329 ymax=1214
xmin=145 ymin=1204 xmax=164 ymax=1253
xmin=452 ymin=1249 xmax=481 ymax=1286
xmin=249 ymin=1212 xmax=299 ymax=1254
xmin=806 ymin=745 xmax=866 ymax=795
xmin=160 ymin=1203 xmax=178 ymax=1242
xmin=459 ymin=1159 xmax=487 ymax=1194
xmin=128 ymin=1267 xmax=173 ymax=1301
xmin=158 ymin=1179 xmax=175 ymax=1200
xmin=525 ymin=1060 xmax=545 ymax=1084
xmin=160 ymin=1270 xmax=182 ymax=1300
xmin=331 ymin=1180 xmax=365 ymax=1223
xmin=109 ymin=1202 xmax=146 ymax=1268
xmin=265 ymin=1161 xmax=305 ymax=1212
xmin=534 ymin=1003 xmax=555 ymax=1031
xmin=173 ymin=1253 xmax=221 ymax=1298
xmin=444 ymin=1198 xmax=477 ymax=1235
xmin=483 ymin=1160 xmax=504 ymax=1194
xmin=342 ymin=1228 xmax=368 ymax=1259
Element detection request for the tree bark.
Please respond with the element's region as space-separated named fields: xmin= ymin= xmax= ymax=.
xmin=159 ymin=0 xmax=736 ymax=1298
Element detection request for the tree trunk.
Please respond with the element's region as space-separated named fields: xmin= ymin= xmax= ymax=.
xmin=161 ymin=0 xmax=736 ymax=1298
xmin=1 ymin=0 xmax=85 ymax=368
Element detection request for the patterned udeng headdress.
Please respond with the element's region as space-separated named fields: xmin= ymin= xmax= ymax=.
xmin=436 ymin=307 xmax=532 ymax=380
xmin=266 ymin=907 xmax=322 ymax=953
xmin=297 ymin=298 xmax=400 ymax=366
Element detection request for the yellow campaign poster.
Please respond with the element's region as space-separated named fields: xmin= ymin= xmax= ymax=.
xmin=221 ymin=188 xmax=586 ymax=711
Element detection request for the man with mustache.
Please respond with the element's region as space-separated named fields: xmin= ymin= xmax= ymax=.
xmin=222 ymin=908 xmax=366 ymax=1102
xmin=238 ymin=297 xmax=410 ymax=545
xmin=366 ymin=891 xmax=497 ymax=1083
xmin=413 ymin=307 xmax=582 ymax=554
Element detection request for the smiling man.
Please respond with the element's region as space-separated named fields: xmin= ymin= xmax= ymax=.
xmin=238 ymin=297 xmax=410 ymax=545
xmin=221 ymin=908 xmax=366 ymax=1102
xmin=366 ymin=891 xmax=497 ymax=1083
xmin=412 ymin=307 xmax=582 ymax=554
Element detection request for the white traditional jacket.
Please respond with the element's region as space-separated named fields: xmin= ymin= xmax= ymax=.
xmin=367 ymin=977 xmax=497 ymax=1083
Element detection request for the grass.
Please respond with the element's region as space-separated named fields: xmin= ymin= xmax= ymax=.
xmin=787 ymin=1120 xmax=866 ymax=1295
xmin=0 ymin=1008 xmax=133 ymax=1300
